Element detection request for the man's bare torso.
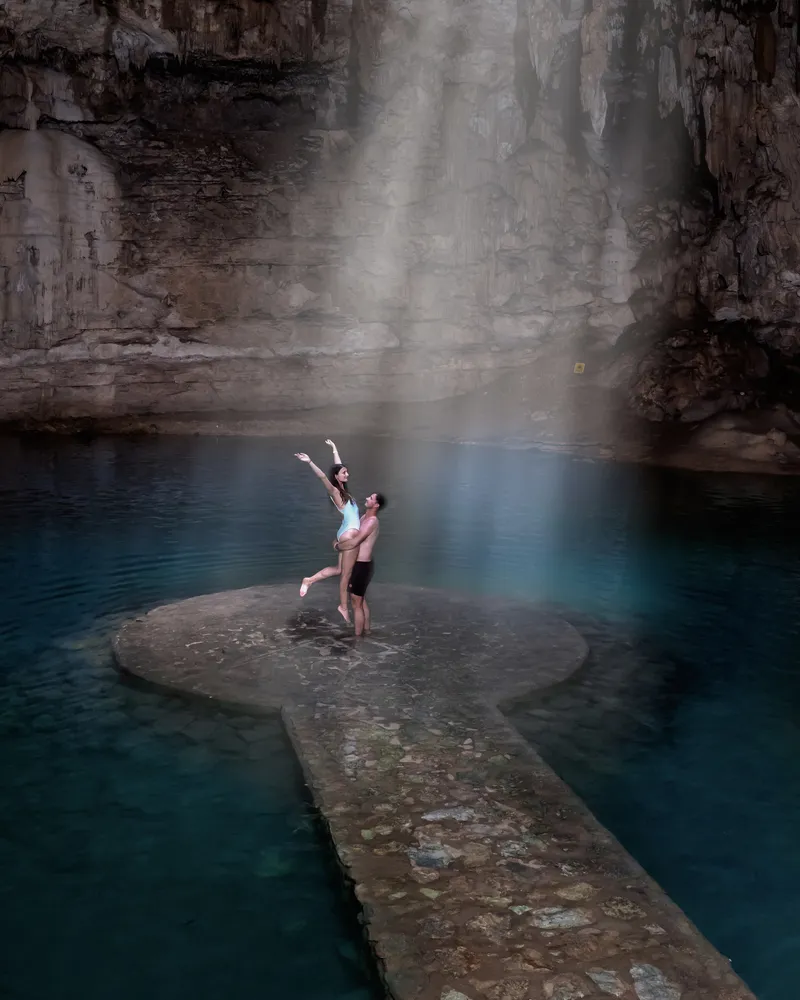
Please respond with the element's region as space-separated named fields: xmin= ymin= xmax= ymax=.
xmin=356 ymin=516 xmax=379 ymax=561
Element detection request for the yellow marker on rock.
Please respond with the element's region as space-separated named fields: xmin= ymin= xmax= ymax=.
xmin=573 ymin=362 xmax=585 ymax=374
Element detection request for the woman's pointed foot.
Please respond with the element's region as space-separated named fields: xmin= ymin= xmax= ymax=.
xmin=337 ymin=604 xmax=350 ymax=624
xmin=300 ymin=578 xmax=311 ymax=597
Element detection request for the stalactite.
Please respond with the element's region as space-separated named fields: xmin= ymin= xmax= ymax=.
xmin=754 ymin=13 xmax=777 ymax=84
xmin=796 ymin=0 xmax=800 ymax=91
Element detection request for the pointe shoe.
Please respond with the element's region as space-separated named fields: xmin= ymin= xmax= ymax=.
xmin=337 ymin=604 xmax=350 ymax=624
xmin=300 ymin=579 xmax=311 ymax=597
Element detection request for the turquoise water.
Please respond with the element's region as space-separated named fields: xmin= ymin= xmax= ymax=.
xmin=0 ymin=435 xmax=381 ymax=1000
xmin=3 ymin=432 xmax=799 ymax=998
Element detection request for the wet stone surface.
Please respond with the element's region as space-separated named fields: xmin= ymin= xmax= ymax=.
xmin=114 ymin=584 xmax=754 ymax=1000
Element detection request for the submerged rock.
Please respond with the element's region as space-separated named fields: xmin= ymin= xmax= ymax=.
xmin=422 ymin=807 xmax=477 ymax=822
xmin=630 ymin=964 xmax=682 ymax=1000
xmin=407 ymin=844 xmax=459 ymax=868
xmin=531 ymin=906 xmax=594 ymax=929
xmin=587 ymin=969 xmax=626 ymax=996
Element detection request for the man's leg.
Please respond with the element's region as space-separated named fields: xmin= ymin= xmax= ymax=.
xmin=351 ymin=595 xmax=365 ymax=636
xmin=362 ymin=599 xmax=371 ymax=635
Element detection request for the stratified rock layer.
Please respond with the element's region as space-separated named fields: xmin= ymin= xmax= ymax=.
xmin=114 ymin=583 xmax=755 ymax=1000
xmin=1 ymin=0 xmax=541 ymax=418
xmin=4 ymin=1 xmax=800 ymax=445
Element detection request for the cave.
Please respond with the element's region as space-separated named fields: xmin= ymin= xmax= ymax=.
xmin=5 ymin=6 xmax=800 ymax=1000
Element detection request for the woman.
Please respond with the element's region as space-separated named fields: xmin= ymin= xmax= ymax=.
xmin=295 ymin=439 xmax=360 ymax=623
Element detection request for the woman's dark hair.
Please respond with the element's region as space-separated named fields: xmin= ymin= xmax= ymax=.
xmin=329 ymin=464 xmax=353 ymax=505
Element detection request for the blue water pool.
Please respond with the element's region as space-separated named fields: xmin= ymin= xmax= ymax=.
xmin=0 ymin=434 xmax=382 ymax=1000
xmin=2 ymin=431 xmax=799 ymax=999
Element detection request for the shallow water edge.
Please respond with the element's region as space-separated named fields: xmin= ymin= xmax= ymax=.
xmin=9 ymin=405 xmax=799 ymax=478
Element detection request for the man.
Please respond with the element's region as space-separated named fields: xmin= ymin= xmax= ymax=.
xmin=334 ymin=492 xmax=386 ymax=636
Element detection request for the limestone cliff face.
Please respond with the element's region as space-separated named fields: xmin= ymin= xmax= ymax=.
xmin=1 ymin=0 xmax=536 ymax=417
xmin=2 ymin=0 xmax=800 ymax=430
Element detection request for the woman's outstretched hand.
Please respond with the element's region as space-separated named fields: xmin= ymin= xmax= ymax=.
xmin=325 ymin=439 xmax=336 ymax=450
xmin=295 ymin=452 xmax=310 ymax=462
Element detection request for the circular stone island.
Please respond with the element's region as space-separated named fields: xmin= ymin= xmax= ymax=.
xmin=114 ymin=584 xmax=754 ymax=1000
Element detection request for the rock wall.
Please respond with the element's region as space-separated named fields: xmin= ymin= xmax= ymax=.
xmin=0 ymin=0 xmax=538 ymax=418
xmin=2 ymin=0 xmax=800 ymax=427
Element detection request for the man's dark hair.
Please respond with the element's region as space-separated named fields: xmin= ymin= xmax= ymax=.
xmin=375 ymin=492 xmax=387 ymax=510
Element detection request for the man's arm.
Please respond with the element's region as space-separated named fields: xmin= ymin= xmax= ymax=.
xmin=335 ymin=517 xmax=376 ymax=551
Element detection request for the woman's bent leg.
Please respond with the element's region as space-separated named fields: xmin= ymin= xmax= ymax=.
xmin=300 ymin=552 xmax=342 ymax=596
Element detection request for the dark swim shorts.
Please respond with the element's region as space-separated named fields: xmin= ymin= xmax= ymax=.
xmin=348 ymin=560 xmax=374 ymax=598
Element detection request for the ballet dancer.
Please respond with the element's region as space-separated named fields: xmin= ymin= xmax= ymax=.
xmin=295 ymin=439 xmax=359 ymax=623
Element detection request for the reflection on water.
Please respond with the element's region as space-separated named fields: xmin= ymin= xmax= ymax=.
xmin=3 ymin=432 xmax=800 ymax=999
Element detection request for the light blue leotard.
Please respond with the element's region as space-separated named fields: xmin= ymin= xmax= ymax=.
xmin=334 ymin=497 xmax=360 ymax=540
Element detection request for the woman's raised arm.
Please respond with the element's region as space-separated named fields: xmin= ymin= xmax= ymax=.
xmin=295 ymin=453 xmax=342 ymax=505
xmin=325 ymin=438 xmax=342 ymax=465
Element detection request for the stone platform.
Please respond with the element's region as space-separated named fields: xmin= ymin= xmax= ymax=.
xmin=113 ymin=584 xmax=754 ymax=1000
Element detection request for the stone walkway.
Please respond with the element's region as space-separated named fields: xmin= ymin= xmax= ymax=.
xmin=114 ymin=584 xmax=755 ymax=1000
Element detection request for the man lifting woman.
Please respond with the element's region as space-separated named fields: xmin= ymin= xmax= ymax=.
xmin=295 ymin=440 xmax=385 ymax=634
